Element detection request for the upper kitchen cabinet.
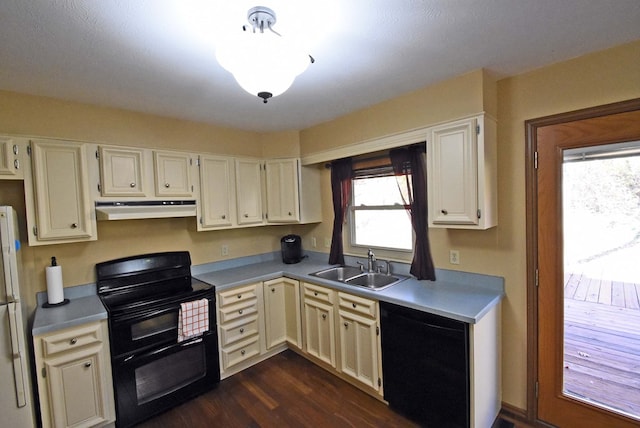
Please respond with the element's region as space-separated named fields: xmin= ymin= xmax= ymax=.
xmin=97 ymin=146 xmax=147 ymax=197
xmin=197 ymin=154 xmax=234 ymax=229
xmin=265 ymin=159 xmax=322 ymax=225
xmin=0 ymin=136 xmax=26 ymax=179
xmin=153 ymin=150 xmax=194 ymax=197
xmin=235 ymin=158 xmax=264 ymax=226
xmin=427 ymin=114 xmax=497 ymax=229
xmin=24 ymin=139 xmax=97 ymax=245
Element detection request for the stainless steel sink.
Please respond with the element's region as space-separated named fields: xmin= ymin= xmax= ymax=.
xmin=345 ymin=272 xmax=406 ymax=290
xmin=311 ymin=266 xmax=408 ymax=291
xmin=312 ymin=266 xmax=363 ymax=282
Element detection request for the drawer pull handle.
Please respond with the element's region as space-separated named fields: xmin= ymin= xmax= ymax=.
xmin=244 ymin=213 xmax=249 ymax=218
xmin=130 ymin=182 xmax=136 ymax=188
xmin=164 ymin=183 xmax=170 ymax=188
xmin=84 ymin=362 xmax=92 ymax=368
xmin=70 ymin=223 xmax=78 ymax=229
xmin=271 ymin=288 xmax=275 ymax=293
xmin=314 ymin=292 xmax=318 ymax=296
xmin=238 ymin=309 xmax=243 ymax=315
xmin=288 ymin=212 xmax=292 ymax=216
xmin=239 ymin=328 xmax=244 ymax=334
xmin=221 ymin=215 xmax=226 ymax=219
xmin=70 ymin=338 xmax=77 ymax=345
xmin=241 ymin=350 xmax=246 ymax=356
xmin=441 ymin=209 xmax=448 ymax=215
xmin=237 ymin=294 xmax=242 ymax=299
xmin=352 ymin=303 xmax=357 ymax=308
xmin=322 ymin=314 xmax=327 ymax=320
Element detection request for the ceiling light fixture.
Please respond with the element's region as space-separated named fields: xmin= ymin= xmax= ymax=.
xmin=215 ymin=6 xmax=313 ymax=103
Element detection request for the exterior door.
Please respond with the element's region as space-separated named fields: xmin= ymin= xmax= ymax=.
xmin=531 ymin=101 xmax=640 ymax=427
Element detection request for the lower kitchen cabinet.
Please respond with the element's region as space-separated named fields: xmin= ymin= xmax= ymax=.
xmin=217 ymin=282 xmax=264 ymax=376
xmin=337 ymin=292 xmax=382 ymax=394
xmin=33 ymin=320 xmax=115 ymax=428
xmin=263 ymin=278 xmax=302 ymax=349
xmin=301 ymin=282 xmax=336 ymax=368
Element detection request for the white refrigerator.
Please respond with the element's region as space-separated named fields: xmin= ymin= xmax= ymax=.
xmin=0 ymin=206 xmax=35 ymax=427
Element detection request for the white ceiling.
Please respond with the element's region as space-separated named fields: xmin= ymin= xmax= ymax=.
xmin=1 ymin=0 xmax=639 ymax=133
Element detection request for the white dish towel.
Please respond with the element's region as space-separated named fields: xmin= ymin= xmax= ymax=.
xmin=178 ymin=298 xmax=209 ymax=342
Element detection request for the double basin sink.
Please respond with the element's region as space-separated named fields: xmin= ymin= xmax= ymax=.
xmin=311 ymin=266 xmax=408 ymax=291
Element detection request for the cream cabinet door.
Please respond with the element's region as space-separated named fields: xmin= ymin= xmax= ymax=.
xmin=263 ymin=278 xmax=301 ymax=349
xmin=34 ymin=320 xmax=115 ymax=428
xmin=153 ymin=151 xmax=193 ymax=197
xmin=338 ymin=310 xmax=380 ymax=391
xmin=0 ymin=136 xmax=23 ymax=179
xmin=98 ymin=146 xmax=146 ymax=196
xmin=198 ymin=155 xmax=233 ymax=228
xmin=29 ymin=139 xmax=95 ymax=242
xmin=303 ymin=298 xmax=336 ymax=367
xmin=235 ymin=159 xmax=263 ymax=225
xmin=265 ymin=159 xmax=300 ymax=223
xmin=428 ymin=117 xmax=479 ymax=225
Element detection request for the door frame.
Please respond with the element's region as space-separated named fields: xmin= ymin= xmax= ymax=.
xmin=524 ymin=98 xmax=640 ymax=425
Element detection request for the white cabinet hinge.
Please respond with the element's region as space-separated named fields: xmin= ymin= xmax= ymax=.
xmin=32 ymin=226 xmax=38 ymax=237
xmin=95 ymin=150 xmax=100 ymax=159
xmin=376 ymin=326 xmax=379 ymax=336
xmin=477 ymin=209 xmax=481 ymax=219
xmin=476 ymin=124 xmax=480 ymax=135
xmin=196 ymin=156 xmax=200 ymax=167
xmin=199 ymin=217 xmax=203 ymax=225
xmin=191 ymin=185 xmax=194 ymax=192
xmin=41 ymin=367 xmax=46 ymax=378
xmin=27 ymin=145 xmax=32 ymax=156
xmin=97 ymin=183 xmax=101 ymax=193
xmin=378 ymin=378 xmax=382 ymax=387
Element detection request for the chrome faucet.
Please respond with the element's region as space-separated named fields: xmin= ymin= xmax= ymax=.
xmin=367 ymin=248 xmax=376 ymax=272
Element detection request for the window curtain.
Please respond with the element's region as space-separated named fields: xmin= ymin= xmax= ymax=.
xmin=390 ymin=145 xmax=436 ymax=280
xmin=328 ymin=158 xmax=353 ymax=265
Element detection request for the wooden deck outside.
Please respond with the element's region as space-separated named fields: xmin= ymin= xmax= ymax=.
xmin=563 ymin=271 xmax=640 ymax=419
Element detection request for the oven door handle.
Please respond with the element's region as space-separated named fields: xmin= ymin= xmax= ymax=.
xmin=121 ymin=335 xmax=206 ymax=363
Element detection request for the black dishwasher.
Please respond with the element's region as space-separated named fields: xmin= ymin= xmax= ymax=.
xmin=380 ymin=301 xmax=470 ymax=428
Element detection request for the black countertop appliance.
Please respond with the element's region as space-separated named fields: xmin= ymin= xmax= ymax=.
xmin=281 ymin=234 xmax=303 ymax=264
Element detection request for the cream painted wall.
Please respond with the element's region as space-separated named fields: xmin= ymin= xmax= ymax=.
xmin=297 ymin=40 xmax=640 ymax=413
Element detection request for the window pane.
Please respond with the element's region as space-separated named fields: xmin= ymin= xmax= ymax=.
xmin=353 ymin=210 xmax=412 ymax=250
xmin=353 ymin=176 xmax=404 ymax=206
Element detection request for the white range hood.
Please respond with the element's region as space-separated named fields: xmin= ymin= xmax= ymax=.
xmin=95 ymin=201 xmax=197 ymax=221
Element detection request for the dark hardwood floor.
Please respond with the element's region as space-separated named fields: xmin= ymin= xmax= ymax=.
xmin=137 ymin=350 xmax=419 ymax=427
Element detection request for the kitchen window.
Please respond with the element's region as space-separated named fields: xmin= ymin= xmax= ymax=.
xmin=349 ymin=158 xmax=413 ymax=252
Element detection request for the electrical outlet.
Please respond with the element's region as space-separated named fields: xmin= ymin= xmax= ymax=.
xmin=221 ymin=244 xmax=229 ymax=256
xmin=324 ymin=238 xmax=331 ymax=248
xmin=311 ymin=237 xmax=317 ymax=248
xmin=449 ymin=250 xmax=460 ymax=265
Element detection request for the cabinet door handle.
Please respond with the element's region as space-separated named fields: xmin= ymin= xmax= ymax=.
xmin=352 ymin=303 xmax=357 ymax=308
xmin=221 ymin=215 xmax=226 ymax=219
xmin=84 ymin=362 xmax=92 ymax=368
xmin=70 ymin=338 xmax=77 ymax=345
xmin=164 ymin=183 xmax=170 ymax=188
xmin=238 ymin=309 xmax=243 ymax=315
xmin=441 ymin=209 xmax=448 ymax=215
xmin=314 ymin=292 xmax=318 ymax=296
xmin=237 ymin=294 xmax=242 ymax=299
xmin=288 ymin=212 xmax=292 ymax=216
xmin=322 ymin=314 xmax=327 ymax=320
xmin=271 ymin=288 xmax=275 ymax=293
xmin=244 ymin=213 xmax=249 ymax=218
xmin=240 ymin=349 xmax=246 ymax=356
xmin=344 ymin=322 xmax=348 ymax=328
xmin=70 ymin=223 xmax=78 ymax=229
xmin=130 ymin=182 xmax=136 ymax=188
xmin=239 ymin=328 xmax=244 ymax=334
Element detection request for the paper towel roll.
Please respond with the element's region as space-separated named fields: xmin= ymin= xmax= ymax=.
xmin=46 ymin=265 xmax=64 ymax=305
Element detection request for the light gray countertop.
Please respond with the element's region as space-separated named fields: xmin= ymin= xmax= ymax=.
xmin=31 ymin=251 xmax=504 ymax=336
xmin=194 ymin=252 xmax=504 ymax=324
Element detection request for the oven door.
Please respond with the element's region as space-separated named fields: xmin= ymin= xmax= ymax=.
xmin=112 ymin=332 xmax=220 ymax=428
xmin=109 ymin=291 xmax=213 ymax=357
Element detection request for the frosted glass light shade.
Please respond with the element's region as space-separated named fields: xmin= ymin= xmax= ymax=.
xmin=216 ymin=29 xmax=309 ymax=98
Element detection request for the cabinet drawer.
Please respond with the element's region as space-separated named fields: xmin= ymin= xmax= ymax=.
xmin=303 ymin=283 xmax=335 ymax=304
xmin=218 ymin=298 xmax=258 ymax=324
xmin=221 ymin=336 xmax=260 ymax=370
xmin=219 ymin=315 xmax=259 ymax=347
xmin=40 ymin=322 xmax=104 ymax=358
xmin=218 ymin=283 xmax=258 ymax=308
xmin=338 ymin=292 xmax=377 ymax=319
